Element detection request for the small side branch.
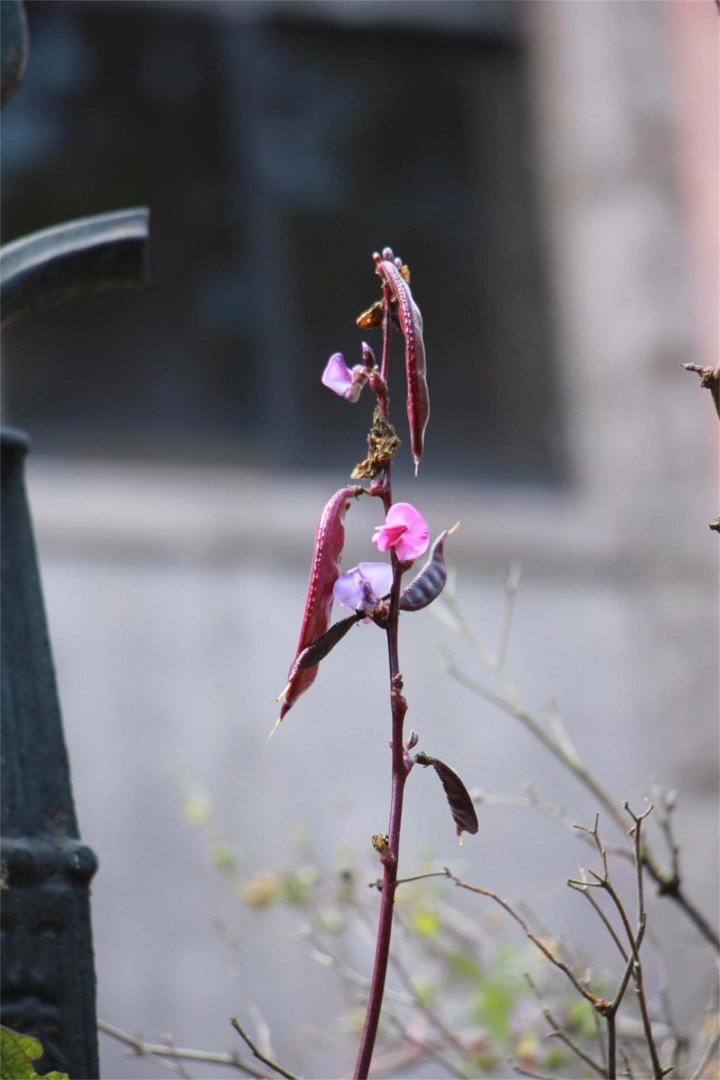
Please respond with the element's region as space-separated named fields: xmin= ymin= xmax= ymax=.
xmin=690 ymin=1027 xmax=720 ymax=1080
xmin=443 ymin=869 xmax=606 ymax=1011
xmin=494 ymin=562 xmax=522 ymax=670
xmin=440 ymin=588 xmax=720 ymax=952
xmin=567 ymin=880 xmax=629 ymax=962
xmin=99 ymin=1019 xmax=264 ymax=1077
xmin=624 ymin=804 xmax=665 ymax=1080
xmin=568 ymin=809 xmax=667 ymax=1080
xmin=682 ymin=363 xmax=720 ymax=418
xmin=525 ymin=974 xmax=606 ymax=1078
xmin=230 ymin=1018 xmax=299 ymax=1080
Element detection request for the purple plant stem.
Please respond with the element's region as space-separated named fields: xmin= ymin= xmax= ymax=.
xmin=353 ymin=287 xmax=409 ymax=1080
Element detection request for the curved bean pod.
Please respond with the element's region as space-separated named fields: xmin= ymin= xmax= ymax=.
xmin=373 ymin=248 xmax=429 ymax=472
xmin=399 ymin=526 xmax=457 ymax=612
xmin=399 ymin=527 xmax=451 ymax=613
xmin=277 ymin=487 xmax=358 ymax=723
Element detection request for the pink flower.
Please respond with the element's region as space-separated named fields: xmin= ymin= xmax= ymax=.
xmin=322 ymin=353 xmax=368 ymax=403
xmin=372 ymin=502 xmax=429 ymax=562
xmin=333 ymin=562 xmax=393 ymax=614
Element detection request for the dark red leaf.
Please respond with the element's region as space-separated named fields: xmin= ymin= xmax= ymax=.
xmin=294 ymin=613 xmax=362 ymax=671
xmin=417 ymin=752 xmax=478 ymax=838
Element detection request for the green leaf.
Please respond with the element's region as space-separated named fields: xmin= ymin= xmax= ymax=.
xmin=565 ymin=998 xmax=598 ymax=1040
xmin=543 ymin=1044 xmax=570 ymax=1072
xmin=444 ymin=950 xmax=482 ymax=983
xmin=210 ymin=841 xmax=236 ymax=875
xmin=493 ymin=942 xmax=534 ymax=982
xmin=0 ymin=1026 xmax=69 ymax=1080
xmin=282 ymin=874 xmax=310 ymax=906
xmin=295 ymin=864 xmax=320 ymax=889
xmin=410 ymin=977 xmax=436 ymax=1009
xmin=182 ymin=793 xmax=210 ymax=825
xmin=410 ymin=908 xmax=441 ymax=938
xmin=0 ymin=1026 xmax=42 ymax=1080
xmin=473 ymin=982 xmax=514 ymax=1042
xmin=310 ymin=907 xmax=345 ymax=935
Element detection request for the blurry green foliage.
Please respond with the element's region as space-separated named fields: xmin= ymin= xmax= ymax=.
xmin=0 ymin=1027 xmax=69 ymax=1080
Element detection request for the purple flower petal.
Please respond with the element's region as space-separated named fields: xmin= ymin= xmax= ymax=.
xmin=333 ymin=562 xmax=393 ymax=613
xmin=332 ymin=568 xmax=366 ymax=611
xmin=357 ymin=561 xmax=393 ymax=599
xmin=372 ymin=502 xmax=429 ymax=562
xmin=322 ymin=353 xmax=367 ymax=403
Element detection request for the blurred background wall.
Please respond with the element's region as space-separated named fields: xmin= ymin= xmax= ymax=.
xmin=2 ymin=2 xmax=717 ymax=1078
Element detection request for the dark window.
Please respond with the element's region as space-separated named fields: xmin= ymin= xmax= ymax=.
xmin=2 ymin=0 xmax=565 ymax=484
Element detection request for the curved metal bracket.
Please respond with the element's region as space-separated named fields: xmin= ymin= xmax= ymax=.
xmin=0 ymin=207 xmax=150 ymax=329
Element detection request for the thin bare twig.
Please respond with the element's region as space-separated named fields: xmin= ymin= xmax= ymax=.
xmin=547 ymin=1028 xmax=606 ymax=1077
xmin=98 ymin=1019 xmax=264 ymax=1077
xmin=296 ymin=917 xmax=472 ymax=1079
xmin=160 ymin=1034 xmax=193 ymax=1079
xmin=230 ymin=1018 xmax=299 ymax=1080
xmin=652 ymin=784 xmax=681 ymax=887
xmin=620 ymin=1048 xmax=635 ymax=1078
xmin=647 ymin=924 xmax=688 ymax=1076
xmin=439 ymin=588 xmax=720 ymax=951
xmin=296 ymin=926 xmax=412 ymax=1005
xmin=374 ymin=870 xmax=450 ymax=889
xmin=379 ymin=1005 xmax=476 ymax=1079
xmin=494 ymin=562 xmax=522 ymax=670
xmin=513 ymin=1066 xmax=562 ymax=1080
xmin=443 ymin=868 xmax=607 ymax=1011
xmin=609 ymin=944 xmax=639 ymax=1018
xmin=473 ymin=784 xmax=635 ymax=864
xmin=589 ymin=873 xmax=635 ymax=952
xmin=524 ymin=974 xmax=606 ymax=1078
xmin=567 ymin=809 xmax=666 ymax=1080
xmin=625 ymin=804 xmax=652 ymax=919
xmin=682 ymin=363 xmax=720 ymax=418
xmin=386 ymin=932 xmax=472 ymax=1073
xmin=623 ymin=804 xmax=665 ymax=1080
xmin=585 ymin=811 xmax=661 ymax=1075
xmin=441 ymin=649 xmax=630 ymax=842
xmin=438 ymin=653 xmax=513 ymax=716
xmin=592 ymin=1006 xmax=608 ymax=1071
xmin=567 ymin=880 xmax=629 ymax=962
xmin=690 ymin=1026 xmax=720 ymax=1080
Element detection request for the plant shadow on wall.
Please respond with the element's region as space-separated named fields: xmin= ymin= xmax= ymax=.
xmin=98 ymin=250 xmax=719 ymax=1080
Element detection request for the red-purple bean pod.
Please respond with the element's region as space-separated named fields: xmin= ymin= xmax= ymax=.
xmin=373 ymin=248 xmax=429 ymax=473
xmin=399 ymin=524 xmax=457 ymax=612
xmin=276 ymin=487 xmax=358 ymax=724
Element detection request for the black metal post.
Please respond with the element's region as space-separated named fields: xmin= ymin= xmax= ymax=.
xmin=0 ymin=206 xmax=150 ymax=1073
xmin=0 ymin=204 xmax=150 ymax=1073
xmin=1 ymin=6 xmax=150 ymax=1073
xmin=1 ymin=431 xmax=100 ymax=1079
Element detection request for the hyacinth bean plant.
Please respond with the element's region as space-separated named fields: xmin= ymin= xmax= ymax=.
xmin=274 ymin=247 xmax=477 ymax=1079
